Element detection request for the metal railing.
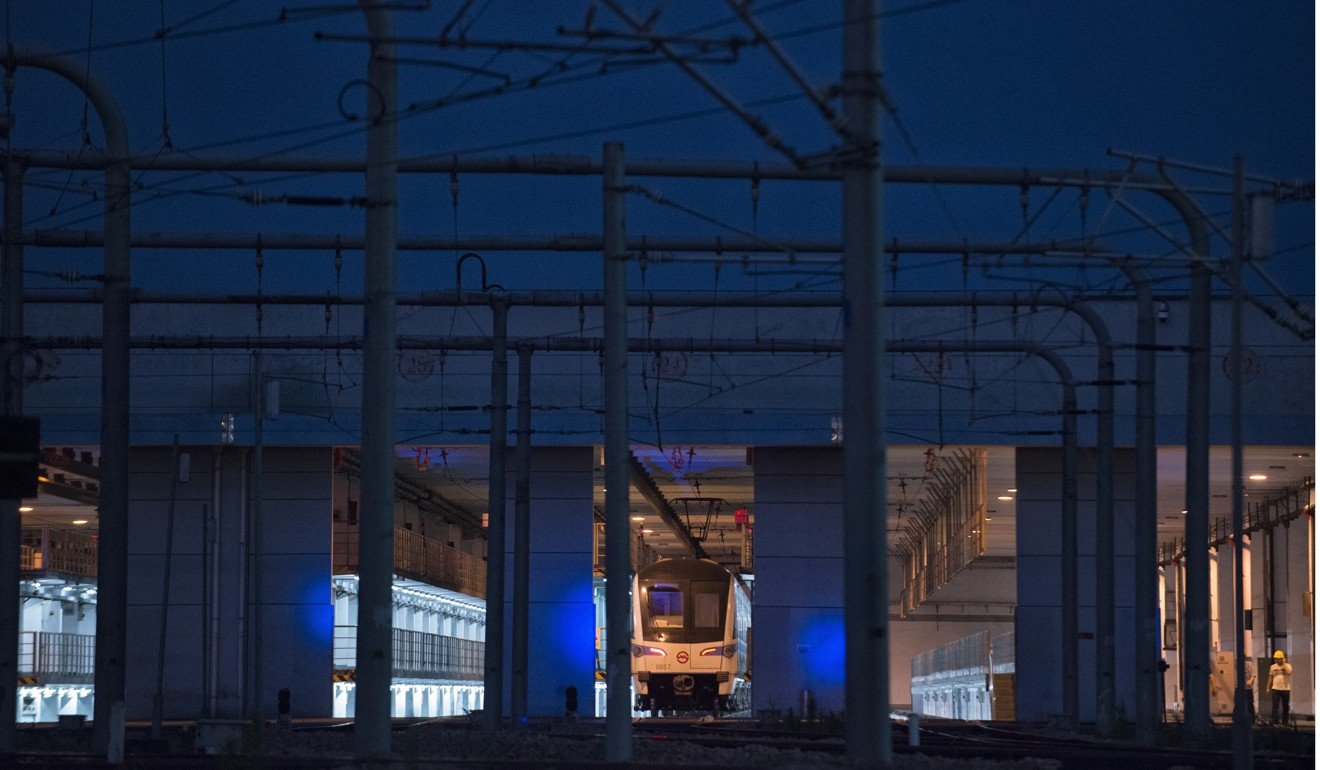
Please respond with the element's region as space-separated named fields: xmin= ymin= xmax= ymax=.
xmin=19 ymin=526 xmax=97 ymax=577
xmin=912 ymin=630 xmax=990 ymax=680
xmin=18 ymin=631 xmax=95 ymax=682
xmin=897 ymin=449 xmax=988 ymax=615
xmin=333 ymin=520 xmax=486 ymax=599
xmin=333 ymin=625 xmax=483 ymax=680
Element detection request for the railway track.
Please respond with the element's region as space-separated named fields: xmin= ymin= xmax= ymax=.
xmin=630 ymin=715 xmax=1314 ymax=769
xmin=6 ymin=716 xmax=1312 ymax=768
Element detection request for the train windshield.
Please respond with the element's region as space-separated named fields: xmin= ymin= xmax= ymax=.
xmin=640 ymin=578 xmax=729 ymax=643
xmin=647 ymin=583 xmax=685 ymax=628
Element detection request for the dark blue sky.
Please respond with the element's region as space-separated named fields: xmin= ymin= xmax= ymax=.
xmin=6 ymin=1 xmax=1315 ymax=299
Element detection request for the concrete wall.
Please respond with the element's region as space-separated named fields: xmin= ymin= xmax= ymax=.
xmin=502 ymin=446 xmax=596 ymax=717
xmin=1015 ymin=446 xmax=1137 ymax=722
xmin=751 ymin=447 xmax=845 ymax=714
xmin=125 ymin=446 xmax=333 ymax=720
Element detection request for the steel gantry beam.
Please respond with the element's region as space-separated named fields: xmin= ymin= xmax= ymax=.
xmin=14 ymin=148 xmax=1237 ymax=194
xmin=27 ymin=228 xmax=1303 ymax=343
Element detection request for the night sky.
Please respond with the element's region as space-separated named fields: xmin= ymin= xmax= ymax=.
xmin=5 ymin=1 xmax=1314 ymax=299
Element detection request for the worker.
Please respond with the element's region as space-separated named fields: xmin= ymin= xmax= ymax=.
xmin=1266 ymin=650 xmax=1292 ymax=725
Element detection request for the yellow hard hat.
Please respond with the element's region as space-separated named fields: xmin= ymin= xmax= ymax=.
xmin=1273 ymin=650 xmax=1285 ymax=659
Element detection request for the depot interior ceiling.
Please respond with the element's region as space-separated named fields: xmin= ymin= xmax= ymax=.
xmin=22 ymin=444 xmax=1314 ymax=562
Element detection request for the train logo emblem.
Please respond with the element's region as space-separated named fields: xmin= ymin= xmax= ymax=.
xmin=676 ymin=651 xmax=689 ymax=664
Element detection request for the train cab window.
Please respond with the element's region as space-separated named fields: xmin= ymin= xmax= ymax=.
xmin=694 ymin=592 xmax=720 ymax=628
xmin=646 ymin=583 xmax=685 ymax=628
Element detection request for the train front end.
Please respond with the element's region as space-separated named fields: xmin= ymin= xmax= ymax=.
xmin=631 ymin=558 xmax=747 ymax=713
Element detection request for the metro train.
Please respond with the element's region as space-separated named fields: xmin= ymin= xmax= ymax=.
xmin=631 ymin=558 xmax=750 ymax=714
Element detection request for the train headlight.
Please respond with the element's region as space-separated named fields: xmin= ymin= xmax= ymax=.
xmin=700 ymin=645 xmax=738 ymax=658
xmin=632 ymin=644 xmax=666 ymax=657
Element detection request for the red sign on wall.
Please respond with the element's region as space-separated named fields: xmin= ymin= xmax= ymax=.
xmin=734 ymin=508 xmax=749 ymax=524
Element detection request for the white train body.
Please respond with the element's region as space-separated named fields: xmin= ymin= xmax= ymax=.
xmin=631 ymin=558 xmax=750 ymax=712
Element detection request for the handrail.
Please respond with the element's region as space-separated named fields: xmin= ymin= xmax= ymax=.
xmin=332 ymin=625 xmax=482 ymax=681
xmin=899 ymin=450 xmax=988 ymax=615
xmin=332 ymin=520 xmax=486 ymax=599
xmin=19 ymin=526 xmax=97 ymax=577
xmin=18 ymin=631 xmax=95 ymax=681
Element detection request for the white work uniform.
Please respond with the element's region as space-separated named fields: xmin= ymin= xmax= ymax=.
xmin=1269 ymin=662 xmax=1293 ymax=691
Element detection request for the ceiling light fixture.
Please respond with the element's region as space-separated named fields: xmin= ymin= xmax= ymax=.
xmin=1248 ymin=474 xmax=1267 ymax=481
xmin=1006 ymin=488 xmax=1018 ymax=493
xmin=18 ymin=506 xmax=33 ymax=513
xmin=72 ymin=519 xmax=88 ymax=525
xmin=997 ymin=495 xmax=1013 ymax=501
xmin=630 ymin=516 xmax=645 ymax=522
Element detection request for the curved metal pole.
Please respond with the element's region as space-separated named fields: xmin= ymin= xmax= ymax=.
xmin=1114 ymin=257 xmax=1161 ymax=744
xmin=8 ymin=45 xmax=131 ymax=759
xmin=1155 ymin=189 xmax=1213 ymax=745
xmin=353 ymin=0 xmax=399 ymax=758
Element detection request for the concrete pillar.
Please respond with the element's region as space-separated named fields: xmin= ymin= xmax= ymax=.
xmin=1214 ymin=545 xmax=1235 ymax=651
xmin=126 ymin=446 xmax=334 ymax=720
xmin=502 ymin=446 xmax=595 ymax=716
xmin=1014 ymin=447 xmax=1136 ymax=722
xmin=750 ymin=447 xmax=845 ymax=713
xmin=1282 ymin=517 xmax=1313 ymax=715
